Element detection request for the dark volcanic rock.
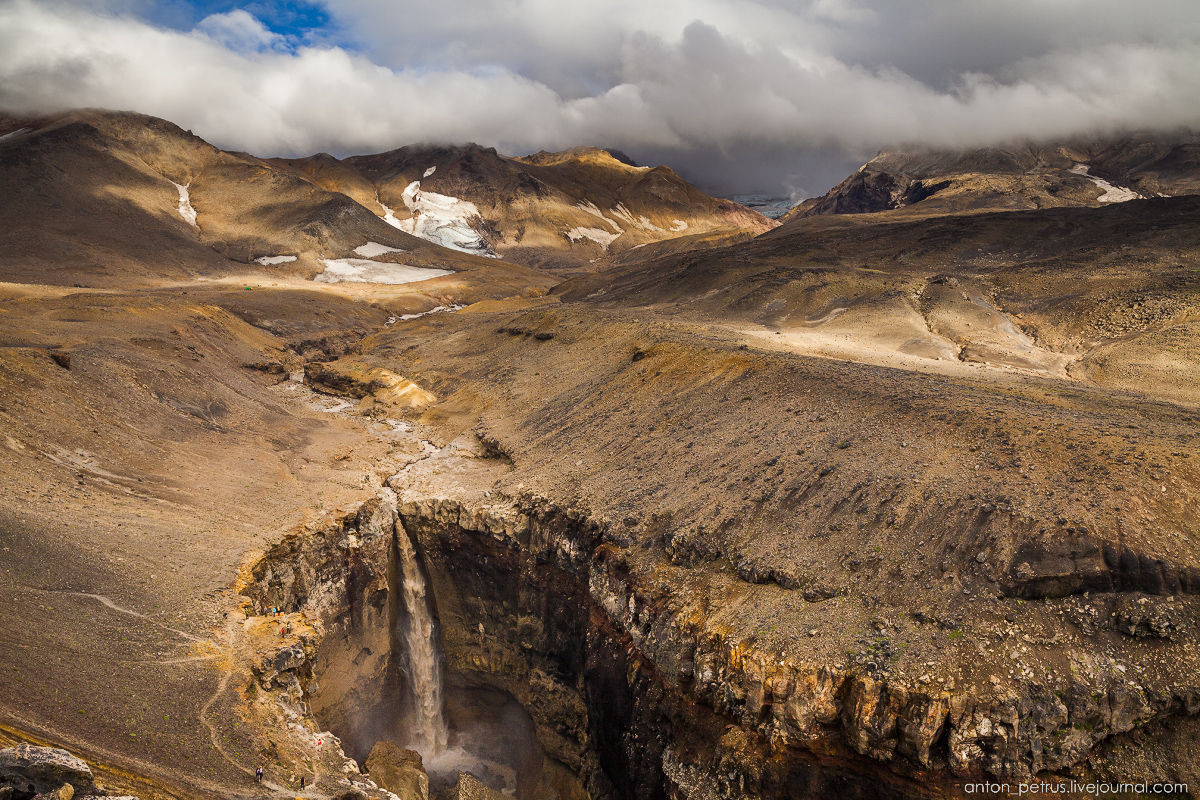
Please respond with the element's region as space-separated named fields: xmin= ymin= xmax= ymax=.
xmin=1003 ymin=537 xmax=1197 ymax=599
xmin=1113 ymin=596 xmax=1180 ymax=639
xmin=0 ymin=746 xmax=93 ymax=798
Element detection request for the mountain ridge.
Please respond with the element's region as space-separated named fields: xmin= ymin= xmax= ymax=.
xmin=273 ymin=140 xmax=777 ymax=273
xmin=0 ymin=107 xmax=772 ymax=291
xmin=782 ymin=132 xmax=1200 ymax=224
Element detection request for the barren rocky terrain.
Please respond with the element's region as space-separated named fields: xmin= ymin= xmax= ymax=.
xmin=786 ymin=134 xmax=1200 ymax=220
xmin=1 ymin=115 xmax=1198 ymax=800
xmin=271 ymin=143 xmax=776 ymax=274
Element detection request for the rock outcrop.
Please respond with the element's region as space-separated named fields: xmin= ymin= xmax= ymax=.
xmin=305 ymin=360 xmax=436 ymax=409
xmin=0 ymin=746 xmax=93 ymax=799
xmin=364 ymin=742 xmax=428 ymax=800
xmin=241 ymin=497 xmax=403 ymax=761
xmin=451 ymin=772 xmax=506 ymax=800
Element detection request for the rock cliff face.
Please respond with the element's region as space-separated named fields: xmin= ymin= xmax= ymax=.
xmin=394 ymin=496 xmax=602 ymax=792
xmin=239 ymin=486 xmax=1199 ymax=800
xmin=392 ymin=494 xmax=1199 ymax=797
xmin=1003 ymin=535 xmax=1200 ymax=600
xmin=241 ymin=498 xmax=404 ymax=761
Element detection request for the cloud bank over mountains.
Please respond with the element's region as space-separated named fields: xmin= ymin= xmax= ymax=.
xmin=2 ymin=0 xmax=1198 ymax=195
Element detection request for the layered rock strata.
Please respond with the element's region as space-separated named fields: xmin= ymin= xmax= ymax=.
xmin=239 ymin=488 xmax=1200 ymax=800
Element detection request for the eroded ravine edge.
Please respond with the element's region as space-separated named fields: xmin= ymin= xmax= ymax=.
xmin=228 ymin=477 xmax=1200 ymax=800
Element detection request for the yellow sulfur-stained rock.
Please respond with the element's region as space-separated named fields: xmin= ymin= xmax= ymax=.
xmin=305 ymin=358 xmax=436 ymax=408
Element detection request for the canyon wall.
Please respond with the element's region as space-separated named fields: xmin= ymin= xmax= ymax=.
xmin=239 ymin=490 xmax=1200 ymax=800
xmin=241 ymin=498 xmax=406 ymax=762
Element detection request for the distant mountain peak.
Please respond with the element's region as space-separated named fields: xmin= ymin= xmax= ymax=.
xmin=785 ymin=132 xmax=1199 ymax=223
xmin=516 ymin=146 xmax=646 ymax=171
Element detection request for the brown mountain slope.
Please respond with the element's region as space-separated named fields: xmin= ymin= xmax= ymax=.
xmin=319 ymin=291 xmax=1200 ymax=792
xmin=3 ymin=118 xmax=1200 ymax=798
xmin=784 ymin=132 xmax=1200 ymax=224
xmin=558 ymin=195 xmax=1200 ymax=405
xmin=0 ymin=110 xmax=550 ymax=297
xmin=0 ymin=112 xmax=230 ymax=286
xmin=3 ymin=275 xmax=1199 ymax=799
xmin=270 ymin=143 xmax=777 ymax=274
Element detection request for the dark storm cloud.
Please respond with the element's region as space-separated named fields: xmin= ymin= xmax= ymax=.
xmin=1 ymin=0 xmax=1198 ymax=195
xmin=822 ymin=1 xmax=1200 ymax=88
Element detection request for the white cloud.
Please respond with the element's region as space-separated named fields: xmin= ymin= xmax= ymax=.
xmin=194 ymin=9 xmax=285 ymax=53
xmin=0 ymin=0 xmax=1198 ymax=195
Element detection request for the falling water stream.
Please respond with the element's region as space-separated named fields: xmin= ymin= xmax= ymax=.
xmin=395 ymin=518 xmax=521 ymax=796
xmin=397 ymin=530 xmax=450 ymax=755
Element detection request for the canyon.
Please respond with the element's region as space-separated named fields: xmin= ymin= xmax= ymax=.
xmin=0 ymin=113 xmax=1198 ymax=800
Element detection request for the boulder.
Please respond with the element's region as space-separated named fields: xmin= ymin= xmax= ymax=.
xmin=0 ymin=746 xmax=93 ymax=798
xmin=452 ymin=773 xmax=506 ymax=800
xmin=34 ymin=784 xmax=73 ymax=800
xmin=1114 ymin=595 xmax=1178 ymax=639
xmin=363 ymin=742 xmax=428 ymax=800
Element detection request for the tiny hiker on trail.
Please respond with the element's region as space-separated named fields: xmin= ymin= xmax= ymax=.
xmin=256 ymin=766 xmax=263 ymax=782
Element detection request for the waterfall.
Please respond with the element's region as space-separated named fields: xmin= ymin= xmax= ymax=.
xmin=397 ymin=529 xmax=449 ymax=755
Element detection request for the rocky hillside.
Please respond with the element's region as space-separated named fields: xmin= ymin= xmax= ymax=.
xmin=0 ymin=110 xmax=551 ymax=295
xmin=561 ymin=193 xmax=1200 ymax=405
xmin=271 ymin=143 xmax=777 ymax=274
xmin=0 ymin=107 xmax=772 ymax=287
xmin=2 ymin=107 xmax=1198 ymax=800
xmin=301 ymin=295 xmax=1200 ymax=795
xmin=785 ymin=133 xmax=1200 ymax=221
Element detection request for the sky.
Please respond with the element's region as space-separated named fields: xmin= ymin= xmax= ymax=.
xmin=1 ymin=0 xmax=1198 ymax=197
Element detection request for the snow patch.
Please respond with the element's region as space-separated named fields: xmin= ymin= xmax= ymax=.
xmin=314 ymin=258 xmax=452 ymax=285
xmin=399 ymin=304 xmax=464 ymax=321
xmin=354 ymin=241 xmax=406 ymax=258
xmin=566 ymin=227 xmax=622 ymax=249
xmin=670 ymin=219 xmax=688 ymax=232
xmin=1069 ymin=164 xmax=1142 ymax=203
xmin=610 ymin=203 xmax=660 ymax=232
xmin=172 ymin=181 xmax=198 ymax=227
xmin=423 ymin=165 xmax=437 ymax=178
xmin=396 ymin=180 xmax=496 ymax=256
xmin=0 ymin=127 xmax=31 ymax=143
xmin=255 ymin=255 xmax=297 ymax=265
xmin=576 ymin=201 xmax=622 ymax=232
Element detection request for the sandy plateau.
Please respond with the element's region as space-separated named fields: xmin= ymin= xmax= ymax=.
xmin=0 ymin=114 xmax=1199 ymax=800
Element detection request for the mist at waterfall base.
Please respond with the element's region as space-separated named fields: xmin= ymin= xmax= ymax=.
xmin=393 ymin=532 xmax=542 ymax=798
